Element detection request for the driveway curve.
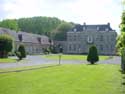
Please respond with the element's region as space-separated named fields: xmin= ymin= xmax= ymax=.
xmin=0 ymin=55 xmax=121 ymax=69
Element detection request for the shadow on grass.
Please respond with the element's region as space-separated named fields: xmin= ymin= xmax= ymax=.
xmin=86 ymin=63 xmax=98 ymax=65
xmin=122 ymin=82 xmax=125 ymax=85
xmin=0 ymin=64 xmax=60 ymax=74
xmin=119 ymin=70 xmax=125 ymax=74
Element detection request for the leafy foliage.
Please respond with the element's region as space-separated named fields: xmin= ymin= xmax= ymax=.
xmin=0 ymin=19 xmax=19 ymax=31
xmin=121 ymin=48 xmax=125 ymax=72
xmin=87 ymin=45 xmax=99 ymax=64
xmin=54 ymin=22 xmax=74 ymax=40
xmin=17 ymin=17 xmax=61 ymax=36
xmin=17 ymin=44 xmax=26 ymax=60
xmin=0 ymin=34 xmax=13 ymax=58
xmin=116 ymin=11 xmax=125 ymax=54
xmin=0 ymin=17 xmax=73 ymax=40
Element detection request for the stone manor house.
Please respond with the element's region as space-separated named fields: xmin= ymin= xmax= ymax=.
xmin=0 ymin=27 xmax=50 ymax=54
xmin=55 ymin=23 xmax=117 ymax=55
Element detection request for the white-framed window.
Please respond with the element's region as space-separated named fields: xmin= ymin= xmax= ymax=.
xmin=74 ymin=28 xmax=77 ymax=32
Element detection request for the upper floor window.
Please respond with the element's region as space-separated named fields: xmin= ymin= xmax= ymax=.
xmin=73 ymin=28 xmax=77 ymax=32
xmin=105 ymin=28 xmax=109 ymax=31
xmin=97 ymin=26 xmax=99 ymax=31
xmin=83 ymin=26 xmax=86 ymax=31
xmin=74 ymin=35 xmax=77 ymax=41
xmin=100 ymin=35 xmax=103 ymax=41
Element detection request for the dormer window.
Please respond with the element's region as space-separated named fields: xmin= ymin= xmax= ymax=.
xmin=105 ymin=28 xmax=109 ymax=31
xmin=73 ymin=28 xmax=77 ymax=32
xmin=37 ymin=37 xmax=41 ymax=43
xmin=97 ymin=26 xmax=99 ymax=31
xmin=83 ymin=26 xmax=86 ymax=31
xmin=18 ymin=34 xmax=22 ymax=42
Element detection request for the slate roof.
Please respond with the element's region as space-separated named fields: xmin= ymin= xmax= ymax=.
xmin=0 ymin=28 xmax=18 ymax=41
xmin=0 ymin=27 xmax=49 ymax=44
xmin=71 ymin=23 xmax=115 ymax=32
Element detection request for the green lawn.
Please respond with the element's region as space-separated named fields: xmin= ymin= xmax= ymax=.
xmin=0 ymin=64 xmax=123 ymax=94
xmin=0 ymin=58 xmax=17 ymax=63
xmin=42 ymin=54 xmax=110 ymax=60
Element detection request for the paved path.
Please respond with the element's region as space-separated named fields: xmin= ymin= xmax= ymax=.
xmin=0 ymin=55 xmax=121 ymax=69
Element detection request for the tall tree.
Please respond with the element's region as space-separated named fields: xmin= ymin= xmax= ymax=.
xmin=17 ymin=17 xmax=61 ymax=36
xmin=54 ymin=22 xmax=74 ymax=41
xmin=116 ymin=11 xmax=125 ymax=54
xmin=0 ymin=19 xmax=19 ymax=31
xmin=116 ymin=11 xmax=125 ymax=72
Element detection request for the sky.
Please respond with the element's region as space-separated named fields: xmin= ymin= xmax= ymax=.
xmin=0 ymin=0 xmax=123 ymax=33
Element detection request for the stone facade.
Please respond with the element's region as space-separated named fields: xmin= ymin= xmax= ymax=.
xmin=55 ymin=23 xmax=117 ymax=55
xmin=0 ymin=27 xmax=50 ymax=54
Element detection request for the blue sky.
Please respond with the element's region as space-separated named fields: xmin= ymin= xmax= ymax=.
xmin=0 ymin=0 xmax=123 ymax=33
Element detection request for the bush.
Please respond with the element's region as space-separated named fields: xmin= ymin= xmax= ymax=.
xmin=0 ymin=34 xmax=13 ymax=58
xmin=121 ymin=48 xmax=125 ymax=72
xmin=15 ymin=51 xmax=22 ymax=60
xmin=16 ymin=44 xmax=26 ymax=60
xmin=43 ymin=48 xmax=50 ymax=54
xmin=87 ymin=45 xmax=99 ymax=64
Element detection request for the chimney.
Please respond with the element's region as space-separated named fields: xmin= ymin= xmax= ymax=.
xmin=107 ymin=22 xmax=110 ymax=26
xmin=83 ymin=22 xmax=86 ymax=26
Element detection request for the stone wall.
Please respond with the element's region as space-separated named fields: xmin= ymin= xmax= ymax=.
xmin=66 ymin=30 xmax=117 ymax=55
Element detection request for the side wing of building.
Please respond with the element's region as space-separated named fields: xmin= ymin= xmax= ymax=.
xmin=0 ymin=28 xmax=50 ymax=54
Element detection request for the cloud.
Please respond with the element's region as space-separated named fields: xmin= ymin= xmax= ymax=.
xmin=0 ymin=0 xmax=122 ymax=32
xmin=0 ymin=0 xmax=9 ymax=20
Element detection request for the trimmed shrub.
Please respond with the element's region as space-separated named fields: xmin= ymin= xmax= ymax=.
xmin=87 ymin=45 xmax=99 ymax=64
xmin=17 ymin=44 xmax=26 ymax=60
xmin=0 ymin=34 xmax=13 ymax=58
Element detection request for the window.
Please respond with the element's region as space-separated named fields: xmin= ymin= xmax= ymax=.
xmin=83 ymin=26 xmax=86 ymax=31
xmin=100 ymin=35 xmax=103 ymax=41
xmin=73 ymin=44 xmax=76 ymax=51
xmin=100 ymin=45 xmax=103 ymax=51
xmin=78 ymin=44 xmax=81 ymax=49
xmin=97 ymin=26 xmax=99 ymax=31
xmin=69 ymin=44 xmax=72 ymax=51
xmin=105 ymin=28 xmax=109 ymax=31
xmin=111 ymin=35 xmax=114 ymax=41
xmin=73 ymin=28 xmax=77 ymax=32
xmin=74 ymin=35 xmax=76 ymax=41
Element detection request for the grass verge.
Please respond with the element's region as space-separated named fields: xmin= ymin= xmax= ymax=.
xmin=0 ymin=58 xmax=17 ymax=63
xmin=0 ymin=64 xmax=122 ymax=94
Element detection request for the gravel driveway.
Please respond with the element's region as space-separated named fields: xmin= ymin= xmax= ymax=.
xmin=0 ymin=55 xmax=121 ymax=69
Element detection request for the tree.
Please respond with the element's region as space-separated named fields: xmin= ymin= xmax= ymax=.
xmin=17 ymin=44 xmax=26 ymax=60
xmin=87 ymin=45 xmax=99 ymax=64
xmin=117 ymin=11 xmax=125 ymax=72
xmin=54 ymin=22 xmax=74 ymax=41
xmin=0 ymin=19 xmax=19 ymax=31
xmin=0 ymin=34 xmax=13 ymax=58
xmin=17 ymin=17 xmax=61 ymax=36
xmin=121 ymin=48 xmax=125 ymax=72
